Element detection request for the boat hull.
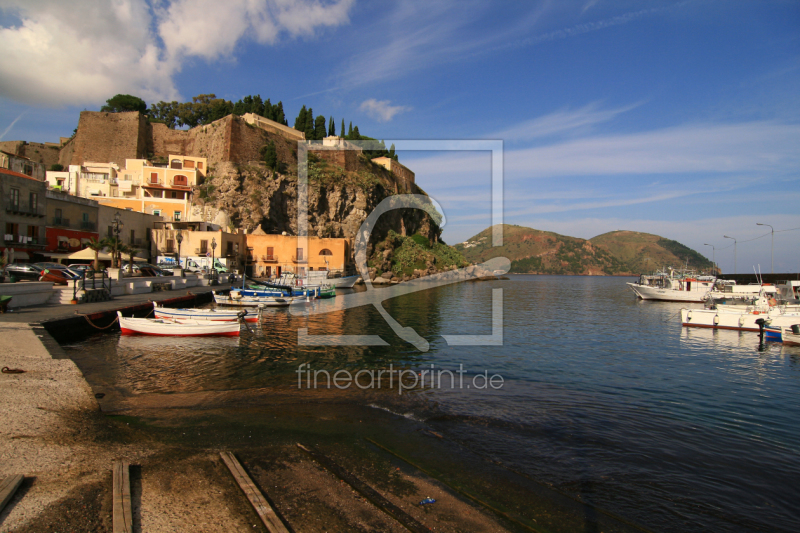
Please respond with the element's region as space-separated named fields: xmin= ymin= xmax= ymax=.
xmin=117 ymin=312 xmax=240 ymax=336
xmin=153 ymin=305 xmax=258 ymax=322
xmin=681 ymin=308 xmax=800 ymax=332
xmin=628 ymin=282 xmax=709 ymax=302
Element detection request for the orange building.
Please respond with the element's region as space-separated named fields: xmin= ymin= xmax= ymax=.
xmin=244 ymin=231 xmax=350 ymax=278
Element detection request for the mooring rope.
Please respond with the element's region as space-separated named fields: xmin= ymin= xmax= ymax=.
xmin=79 ymin=314 xmax=119 ymax=330
xmin=662 ymin=309 xmax=683 ymax=323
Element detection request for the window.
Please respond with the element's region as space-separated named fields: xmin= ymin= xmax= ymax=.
xmin=10 ymin=188 xmax=19 ymax=210
xmin=266 ymin=246 xmax=274 ymax=260
xmin=200 ymin=240 xmax=208 ymax=254
xmin=319 ymin=249 xmax=333 ymax=256
xmin=29 ymin=192 xmax=38 ymax=211
xmin=197 ymin=161 xmax=203 ymax=170
xmin=24 ymin=165 xmax=32 ymax=176
xmin=184 ymin=160 xmax=194 ymax=169
xmin=108 ymin=226 xmax=113 ymax=238
xmin=82 ymin=212 xmax=89 ymax=221
xmin=153 ymin=209 xmax=161 ymax=216
xmin=173 ymin=175 xmax=188 ymax=186
xmin=170 ymin=159 xmax=182 ymax=169
xmin=55 ymin=208 xmax=63 ymax=219
xmin=150 ymin=172 xmax=159 ymax=184
xmin=296 ymin=248 xmax=304 ymax=261
xmin=27 ymin=225 xmax=39 ymax=240
xmin=130 ymin=230 xmax=135 ymax=243
xmin=226 ymin=242 xmax=233 ymax=256
xmin=6 ymin=222 xmax=18 ymax=237
xmin=173 ymin=211 xmax=181 ymax=221
xmin=171 ymin=191 xmax=179 ymax=199
xmin=166 ymin=239 xmax=174 ymax=253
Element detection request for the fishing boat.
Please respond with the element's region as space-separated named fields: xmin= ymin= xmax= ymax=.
xmin=627 ymin=268 xmax=719 ymax=303
xmin=782 ymin=325 xmax=800 ymax=346
xmin=153 ymin=303 xmax=260 ymax=323
xmin=213 ymin=290 xmax=304 ymax=307
xmin=117 ymin=311 xmax=241 ymax=336
xmin=680 ymin=288 xmax=800 ymax=332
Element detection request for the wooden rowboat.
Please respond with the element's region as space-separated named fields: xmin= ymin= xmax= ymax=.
xmin=117 ymin=311 xmax=241 ymax=337
xmin=153 ymin=303 xmax=259 ymax=322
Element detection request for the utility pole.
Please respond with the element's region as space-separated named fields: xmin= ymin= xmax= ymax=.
xmin=756 ymin=223 xmax=774 ymax=274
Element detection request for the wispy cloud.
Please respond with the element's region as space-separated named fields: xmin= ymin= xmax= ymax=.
xmin=359 ymin=99 xmax=411 ymax=122
xmin=0 ymin=110 xmax=26 ymax=140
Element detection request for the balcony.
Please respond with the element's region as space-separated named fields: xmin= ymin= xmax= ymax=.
xmin=3 ymin=234 xmax=43 ymax=247
xmin=292 ymin=255 xmax=307 ymax=263
xmin=80 ymin=221 xmax=97 ymax=231
xmin=6 ymin=203 xmax=45 ymax=217
xmin=261 ymin=255 xmax=278 ymax=263
xmin=52 ymin=216 xmax=71 ymax=227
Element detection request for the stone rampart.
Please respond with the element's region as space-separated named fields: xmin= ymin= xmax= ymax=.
xmin=65 ymin=111 xmax=148 ymax=167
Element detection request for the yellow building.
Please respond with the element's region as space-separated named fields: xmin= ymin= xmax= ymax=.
xmin=244 ymin=231 xmax=350 ymax=278
xmin=150 ymin=221 xmax=245 ymax=271
xmin=95 ymin=154 xmax=207 ymax=221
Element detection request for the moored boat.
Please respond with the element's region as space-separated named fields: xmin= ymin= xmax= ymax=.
xmin=117 ymin=311 xmax=241 ymax=336
xmin=627 ymin=268 xmax=719 ymax=303
xmin=782 ymin=325 xmax=800 ymax=346
xmin=153 ymin=303 xmax=259 ymax=322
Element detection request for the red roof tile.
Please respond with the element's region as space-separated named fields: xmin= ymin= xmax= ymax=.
xmin=0 ymin=167 xmax=42 ymax=182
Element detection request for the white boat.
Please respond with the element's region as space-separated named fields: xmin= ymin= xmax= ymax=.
xmin=153 ymin=304 xmax=259 ymax=323
xmin=781 ymin=325 xmax=800 ymax=346
xmin=627 ymin=269 xmax=719 ymax=303
xmin=213 ymin=290 xmax=306 ymax=308
xmin=276 ymin=271 xmax=359 ymax=289
xmin=117 ymin=311 xmax=241 ymax=336
xmin=680 ymin=289 xmax=800 ymax=332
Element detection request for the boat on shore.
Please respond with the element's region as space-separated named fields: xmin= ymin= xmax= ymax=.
xmin=117 ymin=311 xmax=241 ymax=336
xmin=213 ymin=290 xmax=304 ymax=307
xmin=153 ymin=303 xmax=259 ymax=323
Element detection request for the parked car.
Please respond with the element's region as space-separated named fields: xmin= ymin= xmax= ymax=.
xmin=38 ymin=268 xmax=71 ymax=285
xmin=130 ymin=263 xmax=167 ymax=277
xmin=3 ymin=263 xmax=42 ymax=281
xmin=32 ymin=263 xmax=81 ymax=280
xmin=69 ymin=263 xmax=107 ymax=276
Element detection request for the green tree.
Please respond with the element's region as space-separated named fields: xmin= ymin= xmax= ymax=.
xmin=101 ymin=94 xmax=147 ymax=114
xmin=294 ymin=105 xmax=308 ymax=131
xmin=341 ymin=119 xmax=345 ymax=137
xmin=347 ymin=121 xmax=353 ymax=138
xmin=314 ymin=115 xmax=327 ymax=140
xmin=262 ymin=141 xmax=278 ymax=170
xmin=352 ymin=125 xmax=360 ymax=139
xmin=104 ymin=236 xmax=124 ymax=268
xmin=328 ymin=116 xmax=335 ymax=137
xmin=49 ymin=164 xmax=64 ymax=171
xmin=84 ymin=238 xmax=106 ymax=271
xmin=119 ymin=243 xmax=136 ymax=276
xmin=389 ymin=143 xmax=397 ymax=161
xmin=304 ymin=108 xmax=315 ymax=140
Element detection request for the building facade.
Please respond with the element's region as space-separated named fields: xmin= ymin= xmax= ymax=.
xmin=44 ymin=190 xmax=99 ymax=261
xmin=244 ymin=232 xmax=350 ymax=278
xmin=0 ymin=150 xmax=46 ymax=181
xmin=150 ymin=221 xmax=245 ymax=271
xmin=98 ymin=206 xmax=162 ymax=260
xmin=371 ymin=156 xmax=415 ymax=190
xmin=1 ymin=168 xmax=47 ymax=262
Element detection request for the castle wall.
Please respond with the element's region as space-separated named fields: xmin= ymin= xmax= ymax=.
xmin=0 ymin=141 xmax=61 ymax=169
xmin=65 ymin=111 xmax=147 ymax=167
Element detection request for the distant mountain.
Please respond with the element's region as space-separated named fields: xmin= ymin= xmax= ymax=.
xmin=454 ymin=225 xmax=715 ymax=276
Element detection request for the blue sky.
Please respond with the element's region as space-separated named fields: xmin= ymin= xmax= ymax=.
xmin=1 ymin=0 xmax=798 ymax=273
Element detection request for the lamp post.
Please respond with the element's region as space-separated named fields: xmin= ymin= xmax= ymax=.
xmin=112 ymin=212 xmax=123 ymax=268
xmin=756 ymin=223 xmax=774 ymax=274
xmin=176 ymin=230 xmax=183 ymax=277
xmin=211 ymin=237 xmax=217 ymax=283
xmin=723 ymin=235 xmax=737 ymax=274
xmin=703 ymin=244 xmax=715 ymax=274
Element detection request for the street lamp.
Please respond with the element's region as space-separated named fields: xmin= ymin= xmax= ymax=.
xmin=704 ymin=243 xmax=715 ymax=274
xmin=211 ymin=237 xmax=217 ymax=282
xmin=723 ymin=235 xmax=737 ymax=274
xmin=112 ymin=212 xmax=124 ymax=268
xmin=756 ymin=223 xmax=774 ymax=274
xmin=175 ymin=230 xmax=183 ymax=277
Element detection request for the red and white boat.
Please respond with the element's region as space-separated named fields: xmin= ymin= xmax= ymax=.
xmin=153 ymin=303 xmax=259 ymax=323
xmin=117 ymin=311 xmax=241 ymax=336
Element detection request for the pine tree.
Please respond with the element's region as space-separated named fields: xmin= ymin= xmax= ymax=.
xmin=352 ymin=125 xmax=360 ymax=139
xmin=341 ymin=119 xmax=345 ymax=137
xmin=294 ymin=105 xmax=307 ymax=131
xmin=328 ymin=116 xmax=335 ymax=137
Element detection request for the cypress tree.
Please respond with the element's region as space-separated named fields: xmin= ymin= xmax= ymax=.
xmin=304 ymin=108 xmax=315 ymax=139
xmin=328 ymin=116 xmax=335 ymax=137
xmin=294 ymin=105 xmax=307 ymax=131
xmin=341 ymin=119 xmax=345 ymax=137
xmin=389 ymin=143 xmax=397 ymax=161
xmin=275 ymin=102 xmax=286 ymax=125
xmin=352 ymin=125 xmax=360 ymax=139
xmin=347 ymin=121 xmax=353 ymax=138
xmin=314 ymin=115 xmax=326 ymax=140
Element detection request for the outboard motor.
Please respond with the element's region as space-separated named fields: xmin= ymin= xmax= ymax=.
xmin=755 ymin=318 xmax=767 ymax=350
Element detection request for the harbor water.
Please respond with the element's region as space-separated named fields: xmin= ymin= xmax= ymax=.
xmin=63 ymin=275 xmax=800 ymax=532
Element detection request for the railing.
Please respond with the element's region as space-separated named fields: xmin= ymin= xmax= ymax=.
xmin=73 ymin=269 xmax=111 ymax=302
xmin=292 ymin=255 xmax=307 ymax=263
xmin=5 ymin=204 xmax=45 ymax=217
xmin=260 ymin=255 xmax=278 ymax=262
xmin=52 ymin=217 xmax=71 ymax=227
xmin=3 ymin=234 xmax=40 ymax=245
xmin=80 ymin=221 xmax=97 ymax=231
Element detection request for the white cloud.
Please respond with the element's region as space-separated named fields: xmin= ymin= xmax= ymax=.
xmin=359 ymin=99 xmax=411 ymax=122
xmin=0 ymin=0 xmax=354 ymax=107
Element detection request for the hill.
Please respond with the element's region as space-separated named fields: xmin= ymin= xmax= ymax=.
xmin=455 ymin=225 xmax=714 ymax=275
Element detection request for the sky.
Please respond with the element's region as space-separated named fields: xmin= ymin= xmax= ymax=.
xmin=1 ymin=0 xmax=798 ymax=273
